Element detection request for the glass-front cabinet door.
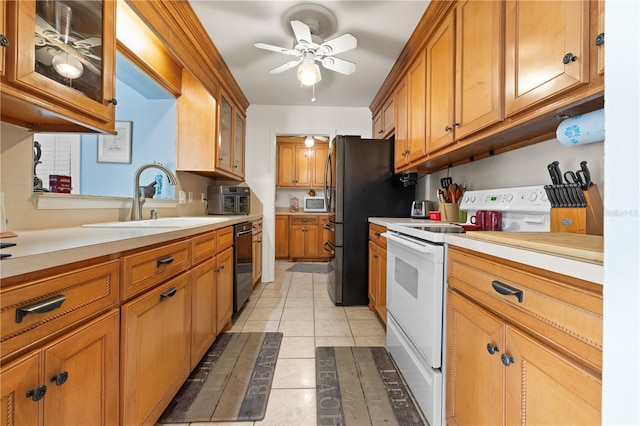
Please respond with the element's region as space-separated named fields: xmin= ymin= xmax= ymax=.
xmin=6 ymin=0 xmax=115 ymax=124
xmin=217 ymin=95 xmax=233 ymax=172
xmin=233 ymin=111 xmax=245 ymax=177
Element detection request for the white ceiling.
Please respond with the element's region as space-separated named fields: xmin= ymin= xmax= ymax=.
xmin=189 ymin=1 xmax=430 ymax=108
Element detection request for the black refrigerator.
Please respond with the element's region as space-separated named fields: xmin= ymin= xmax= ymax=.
xmin=324 ymin=135 xmax=415 ymax=305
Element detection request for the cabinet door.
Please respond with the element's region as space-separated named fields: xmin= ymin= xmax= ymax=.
xmin=455 ymin=0 xmax=504 ymax=139
xmin=177 ymin=70 xmax=217 ymax=171
xmin=372 ymin=110 xmax=383 ymax=139
xmin=446 ymin=290 xmax=504 ymax=425
xmin=407 ymin=50 xmax=427 ymax=163
xmin=304 ymin=225 xmax=320 ymax=258
xmin=426 ymin=10 xmax=456 ymax=154
xmin=190 ymin=257 xmax=217 ymax=369
xmin=368 ymin=241 xmax=378 ymax=313
xmin=121 ymin=273 xmax=191 ymax=426
xmin=0 ymin=352 xmax=41 ymax=425
xmin=289 ymin=225 xmax=306 ymax=258
xmin=394 ymin=77 xmax=409 ymax=170
xmin=43 ymin=310 xmax=119 ymax=426
xmin=505 ymin=0 xmax=589 ymax=116
xmin=252 ymin=231 xmax=262 ymax=284
xmin=217 ymin=95 xmax=233 ymax=172
xmin=216 ymin=247 xmax=234 ymax=333
xmin=504 ymin=327 xmax=601 ymax=425
xmin=276 ymin=144 xmax=296 ymax=187
xmin=275 ymin=215 xmax=290 ymax=259
xmin=233 ymin=111 xmax=245 ymax=177
xmin=0 ymin=0 xmax=6 ymax=76
xmin=294 ymin=146 xmax=312 ymax=187
xmin=590 ymin=0 xmax=605 ymax=82
xmin=8 ymin=0 xmax=115 ymax=123
xmin=311 ymin=144 xmax=328 ymax=188
xmin=382 ymin=97 xmax=395 ymax=136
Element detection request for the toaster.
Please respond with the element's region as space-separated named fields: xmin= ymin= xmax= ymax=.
xmin=411 ymin=200 xmax=436 ymax=218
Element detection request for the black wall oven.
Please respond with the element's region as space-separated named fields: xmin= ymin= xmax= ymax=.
xmin=234 ymin=222 xmax=253 ymax=313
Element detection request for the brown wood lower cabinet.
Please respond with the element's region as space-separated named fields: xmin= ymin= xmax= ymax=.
xmin=1 ymin=309 xmax=120 ymax=425
xmin=120 ymin=273 xmax=191 ymax=426
xmin=368 ymin=223 xmax=387 ymax=323
xmin=278 ymin=214 xmax=334 ymax=261
xmin=216 ymin=246 xmax=234 ymax=333
xmin=446 ymin=246 xmax=602 ymax=424
xmin=275 ymin=215 xmax=290 ymax=259
xmin=190 ymin=257 xmax=217 ymax=369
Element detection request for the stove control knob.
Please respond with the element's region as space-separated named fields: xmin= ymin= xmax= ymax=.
xmin=541 ymin=191 xmax=548 ymax=202
xmin=528 ymin=192 xmax=538 ymax=202
xmin=505 ymin=193 xmax=514 ymax=202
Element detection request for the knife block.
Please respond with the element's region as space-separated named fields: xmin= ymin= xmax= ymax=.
xmin=551 ymin=185 xmax=603 ymax=235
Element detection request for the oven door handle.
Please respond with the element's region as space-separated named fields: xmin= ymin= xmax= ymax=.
xmin=383 ymin=232 xmax=439 ymax=254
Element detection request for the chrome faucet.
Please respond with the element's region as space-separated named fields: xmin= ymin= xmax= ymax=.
xmin=131 ymin=163 xmax=177 ymax=221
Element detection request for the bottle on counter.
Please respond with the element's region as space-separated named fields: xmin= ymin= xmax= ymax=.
xmin=289 ymin=196 xmax=299 ymax=212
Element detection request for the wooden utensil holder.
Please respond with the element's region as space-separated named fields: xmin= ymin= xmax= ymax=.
xmin=551 ymin=185 xmax=603 ymax=235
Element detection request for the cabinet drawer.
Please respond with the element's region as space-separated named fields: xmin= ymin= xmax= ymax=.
xmin=121 ymin=240 xmax=191 ymax=300
xmin=290 ymin=216 xmax=318 ymax=225
xmin=192 ymin=231 xmax=216 ymax=265
xmin=369 ymin=223 xmax=387 ymax=249
xmin=216 ymin=226 xmax=234 ymax=252
xmin=1 ymin=260 xmax=119 ymax=361
xmin=447 ymin=247 xmax=602 ymax=371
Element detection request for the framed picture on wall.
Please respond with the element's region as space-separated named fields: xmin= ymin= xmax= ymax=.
xmin=98 ymin=121 xmax=132 ymax=163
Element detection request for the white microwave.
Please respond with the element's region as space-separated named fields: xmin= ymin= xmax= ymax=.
xmin=304 ymin=196 xmax=328 ymax=212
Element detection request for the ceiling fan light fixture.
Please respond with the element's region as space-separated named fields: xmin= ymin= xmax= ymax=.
xmin=297 ymin=56 xmax=322 ymax=86
xmin=52 ymin=52 xmax=84 ymax=79
xmin=304 ymin=136 xmax=315 ymax=147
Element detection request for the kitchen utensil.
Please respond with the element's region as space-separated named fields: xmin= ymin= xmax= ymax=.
xmin=579 ymin=161 xmax=593 ymax=188
xmin=470 ymin=210 xmax=488 ymax=230
xmin=440 ymin=177 xmax=452 ymax=189
xmin=448 ymin=183 xmax=459 ymax=203
xmin=564 ymin=170 xmax=590 ymax=191
xmin=487 ymin=211 xmax=503 ymax=231
xmin=547 ymin=161 xmax=563 ymax=185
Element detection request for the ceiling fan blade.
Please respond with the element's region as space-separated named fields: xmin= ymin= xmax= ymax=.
xmin=254 ymin=42 xmax=298 ymax=56
xmin=290 ymin=20 xmax=312 ymax=47
xmin=317 ymin=33 xmax=357 ymax=56
xmin=321 ymin=57 xmax=356 ymax=75
xmin=270 ymin=60 xmax=301 ymax=74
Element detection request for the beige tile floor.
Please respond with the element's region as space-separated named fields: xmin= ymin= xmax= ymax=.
xmin=163 ymin=260 xmax=386 ymax=426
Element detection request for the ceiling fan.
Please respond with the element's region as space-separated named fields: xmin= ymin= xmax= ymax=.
xmin=254 ymin=19 xmax=357 ymax=86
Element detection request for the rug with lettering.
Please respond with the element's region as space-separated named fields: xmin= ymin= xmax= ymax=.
xmin=316 ymin=346 xmax=427 ymax=426
xmin=158 ymin=332 xmax=282 ymax=423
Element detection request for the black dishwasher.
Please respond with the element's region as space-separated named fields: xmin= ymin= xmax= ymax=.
xmin=234 ymin=222 xmax=253 ymax=313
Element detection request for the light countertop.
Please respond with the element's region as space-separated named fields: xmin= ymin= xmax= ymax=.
xmin=368 ymin=217 xmax=603 ymax=285
xmin=0 ymin=215 xmax=261 ymax=280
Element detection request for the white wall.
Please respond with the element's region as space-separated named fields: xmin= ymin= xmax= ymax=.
xmin=603 ymin=0 xmax=639 ymax=422
xmin=244 ymin=105 xmax=372 ymax=282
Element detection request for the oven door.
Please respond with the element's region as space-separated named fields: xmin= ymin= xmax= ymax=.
xmin=385 ymin=232 xmax=445 ymax=368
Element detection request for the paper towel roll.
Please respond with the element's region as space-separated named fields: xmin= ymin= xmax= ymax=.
xmin=556 ymin=108 xmax=604 ymax=146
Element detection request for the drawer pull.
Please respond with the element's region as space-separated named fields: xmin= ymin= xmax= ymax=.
xmin=501 ymin=353 xmax=516 ymax=367
xmin=160 ymin=287 xmax=177 ymax=301
xmin=491 ymin=280 xmax=523 ymax=303
xmin=486 ymin=343 xmax=500 ymax=355
xmin=156 ymin=256 xmax=175 ymax=268
xmin=16 ymin=294 xmax=66 ymax=323
xmin=216 ymin=264 xmax=225 ymax=272
xmin=374 ymin=232 xmax=381 ymax=237
xmin=51 ymin=371 xmax=69 ymax=386
xmin=26 ymin=385 xmax=47 ymax=402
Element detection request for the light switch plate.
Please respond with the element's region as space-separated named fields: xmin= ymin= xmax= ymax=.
xmin=178 ymin=191 xmax=186 ymax=204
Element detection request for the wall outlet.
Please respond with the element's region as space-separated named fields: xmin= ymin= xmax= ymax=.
xmin=188 ymin=191 xmax=193 ymax=204
xmin=178 ymin=191 xmax=186 ymax=204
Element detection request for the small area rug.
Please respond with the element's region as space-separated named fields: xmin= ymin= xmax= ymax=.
xmin=286 ymin=263 xmax=333 ymax=273
xmin=316 ymin=346 xmax=427 ymax=426
xmin=158 ymin=332 xmax=282 ymax=423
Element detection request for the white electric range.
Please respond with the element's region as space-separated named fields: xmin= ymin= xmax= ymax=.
xmin=384 ymin=185 xmax=551 ymax=426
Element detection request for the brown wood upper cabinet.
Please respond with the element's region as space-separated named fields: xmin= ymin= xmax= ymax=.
xmin=277 ymin=140 xmax=328 ymax=188
xmin=427 ymin=1 xmax=504 ymax=154
xmin=373 ymin=96 xmax=394 ymax=139
xmin=218 ymin=93 xmax=246 ymax=180
xmin=504 ymin=0 xmax=590 ymax=116
xmin=1 ymin=0 xmax=116 ymax=133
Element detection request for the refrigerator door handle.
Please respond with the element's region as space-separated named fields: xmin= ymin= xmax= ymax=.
xmin=324 ymin=150 xmax=333 ymax=211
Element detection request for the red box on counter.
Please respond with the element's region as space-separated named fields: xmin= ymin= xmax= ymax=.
xmin=49 ymin=175 xmax=72 ymax=193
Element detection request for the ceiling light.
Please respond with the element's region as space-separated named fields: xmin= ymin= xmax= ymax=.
xmin=52 ymin=52 xmax=84 ymax=79
xmin=304 ymin=136 xmax=315 ymax=147
xmin=297 ymin=53 xmax=321 ymax=86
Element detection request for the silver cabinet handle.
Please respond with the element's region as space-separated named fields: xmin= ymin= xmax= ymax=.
xmin=16 ymin=294 xmax=66 ymax=323
xmin=491 ymin=280 xmax=523 ymax=303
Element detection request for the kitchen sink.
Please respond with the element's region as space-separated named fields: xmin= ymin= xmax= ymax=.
xmin=83 ymin=217 xmax=231 ymax=228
